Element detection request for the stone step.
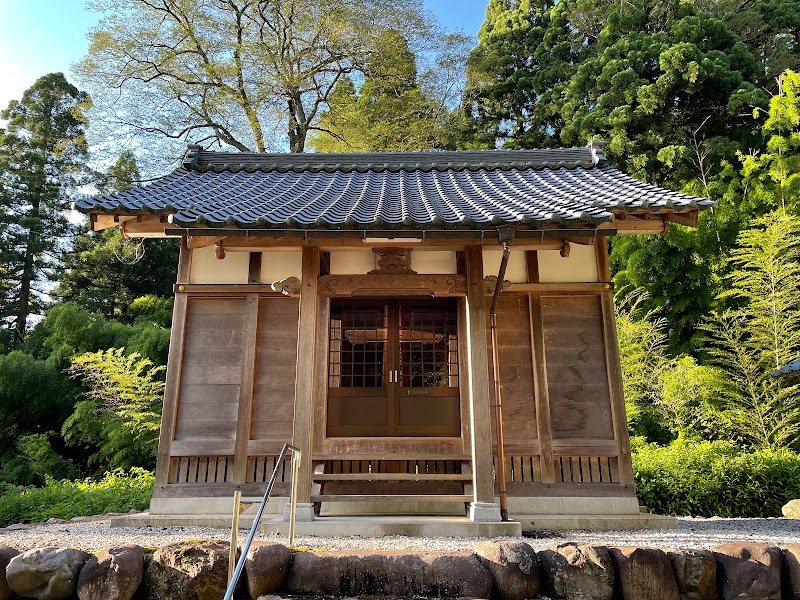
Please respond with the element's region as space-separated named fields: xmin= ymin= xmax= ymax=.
xmin=312 ymin=494 xmax=472 ymax=503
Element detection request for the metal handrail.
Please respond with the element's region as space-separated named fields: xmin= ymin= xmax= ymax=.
xmin=223 ymin=443 xmax=302 ymax=600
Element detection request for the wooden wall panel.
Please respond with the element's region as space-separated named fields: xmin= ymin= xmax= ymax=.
xmin=250 ymin=297 xmax=300 ymax=441
xmin=541 ymin=295 xmax=614 ymax=440
xmin=174 ymin=298 xmax=245 ymax=441
xmin=486 ymin=293 xmax=537 ymax=445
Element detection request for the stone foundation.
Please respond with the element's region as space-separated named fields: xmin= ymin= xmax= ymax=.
xmin=1 ymin=541 xmax=796 ymax=600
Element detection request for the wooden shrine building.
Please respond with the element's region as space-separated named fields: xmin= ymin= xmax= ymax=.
xmin=75 ymin=142 xmax=710 ymax=533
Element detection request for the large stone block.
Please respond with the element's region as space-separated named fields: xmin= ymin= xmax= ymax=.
xmin=144 ymin=541 xmax=230 ymax=600
xmin=668 ymin=549 xmax=716 ymax=600
xmin=538 ymin=543 xmax=615 ymax=600
xmin=609 ymin=546 xmax=679 ymax=600
xmin=6 ymin=547 xmax=89 ymax=600
xmin=474 ymin=540 xmax=540 ymax=600
xmin=784 ymin=545 xmax=800 ymax=599
xmin=713 ymin=543 xmax=782 ymax=600
xmin=286 ymin=550 xmax=493 ymax=598
xmin=783 ymin=499 xmax=800 ymax=519
xmin=0 ymin=546 xmax=20 ymax=600
xmin=244 ymin=542 xmax=290 ymax=599
xmin=77 ymin=545 xmax=143 ymax=600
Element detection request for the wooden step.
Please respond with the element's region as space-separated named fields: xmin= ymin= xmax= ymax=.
xmin=311 ymin=494 xmax=472 ymax=503
xmin=313 ymin=473 xmax=472 ymax=481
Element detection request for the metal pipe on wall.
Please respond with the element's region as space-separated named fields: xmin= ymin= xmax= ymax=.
xmin=490 ymin=227 xmax=514 ymax=521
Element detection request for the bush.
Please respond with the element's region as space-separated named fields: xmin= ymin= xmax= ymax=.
xmin=633 ymin=439 xmax=800 ymax=517
xmin=0 ymin=468 xmax=153 ymax=527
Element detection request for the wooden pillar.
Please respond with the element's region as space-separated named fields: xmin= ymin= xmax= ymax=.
xmin=526 ymin=251 xmax=555 ymax=483
xmin=232 ymin=294 xmax=259 ymax=483
xmin=154 ymin=238 xmax=191 ymax=487
xmin=464 ymin=245 xmax=501 ymax=520
xmin=232 ymin=253 xmax=264 ymax=483
xmin=292 ymin=246 xmax=320 ymax=513
xmin=597 ymin=240 xmax=635 ymax=485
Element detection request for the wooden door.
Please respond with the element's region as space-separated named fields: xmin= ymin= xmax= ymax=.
xmin=327 ymin=299 xmax=460 ymax=437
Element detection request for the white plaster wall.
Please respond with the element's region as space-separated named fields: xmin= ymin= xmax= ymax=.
xmin=189 ymin=245 xmax=250 ymax=284
xmin=537 ymin=243 xmax=599 ymax=282
xmin=330 ymin=251 xmax=375 ymax=274
xmin=483 ymin=249 xmax=528 ymax=283
xmin=410 ymin=251 xmax=457 ymax=274
xmin=260 ymin=250 xmax=303 ymax=284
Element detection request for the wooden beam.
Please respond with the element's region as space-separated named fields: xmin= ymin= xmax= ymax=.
xmin=232 ymin=294 xmax=260 ymax=483
xmin=173 ymin=283 xmax=288 ymax=296
xmin=664 ymin=211 xmax=699 ymax=227
xmin=464 ymin=245 xmax=496 ymax=505
xmin=525 ymin=251 xmax=539 ymax=284
xmin=187 ymin=236 xmax=225 ymax=250
xmin=248 ymin=252 xmax=262 ymax=284
xmin=155 ymin=238 xmax=192 ymax=485
xmin=508 ymin=282 xmax=613 ymax=293
xmin=600 ymin=291 xmax=635 ymax=485
xmin=318 ymin=274 xmax=467 ymax=296
xmin=92 ymin=214 xmax=138 ymax=231
xmin=613 ymin=217 xmax=666 ymax=234
xmin=292 ymin=246 xmax=321 ymax=502
xmin=595 ymin=236 xmax=611 ymax=282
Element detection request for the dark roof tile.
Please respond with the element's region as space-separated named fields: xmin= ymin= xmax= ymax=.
xmin=73 ymin=144 xmax=713 ymax=230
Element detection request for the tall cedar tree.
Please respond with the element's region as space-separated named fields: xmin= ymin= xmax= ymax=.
xmin=77 ymin=0 xmax=466 ymax=155
xmin=0 ymin=73 xmax=89 ymax=343
xmin=56 ymin=151 xmax=179 ymax=321
xmin=462 ymin=0 xmax=786 ymax=351
xmin=310 ymin=31 xmax=450 ymax=152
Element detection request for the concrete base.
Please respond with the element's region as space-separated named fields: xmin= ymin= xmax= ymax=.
xmin=507 ymin=495 xmax=641 ymax=515
xmin=148 ymin=496 xmax=286 ymax=516
xmin=261 ymin=515 xmax=522 ymax=537
xmin=516 ymin=512 xmax=679 ymax=531
xmin=469 ymin=502 xmax=502 ymax=522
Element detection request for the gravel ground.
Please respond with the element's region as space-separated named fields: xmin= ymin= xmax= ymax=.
xmin=2 ymin=516 xmax=800 ymax=553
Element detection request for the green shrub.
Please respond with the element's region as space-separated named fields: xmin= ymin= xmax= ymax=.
xmin=633 ymin=439 xmax=800 ymax=517
xmin=0 ymin=468 xmax=153 ymax=527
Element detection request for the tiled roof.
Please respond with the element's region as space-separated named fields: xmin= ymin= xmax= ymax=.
xmin=773 ymin=359 xmax=800 ymax=378
xmin=73 ymin=143 xmax=712 ymax=230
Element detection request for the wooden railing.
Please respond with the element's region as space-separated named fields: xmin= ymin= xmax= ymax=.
xmin=493 ymin=454 xmax=621 ymax=486
xmin=493 ymin=455 xmax=542 ymax=483
xmin=554 ymin=455 xmax=619 ymax=484
xmin=168 ymin=455 xmax=233 ymax=484
xmin=246 ymin=455 xmax=293 ymax=484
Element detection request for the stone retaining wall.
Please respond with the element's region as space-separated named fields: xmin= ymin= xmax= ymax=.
xmin=2 ymin=540 xmax=800 ymax=600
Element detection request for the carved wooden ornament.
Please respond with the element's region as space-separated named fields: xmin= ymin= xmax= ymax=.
xmin=271 ymin=276 xmax=302 ymax=296
xmin=318 ymin=274 xmax=466 ymax=296
xmin=369 ymin=248 xmax=417 ymax=275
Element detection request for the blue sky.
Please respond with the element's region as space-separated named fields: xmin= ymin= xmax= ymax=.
xmin=0 ymin=0 xmax=489 ymax=111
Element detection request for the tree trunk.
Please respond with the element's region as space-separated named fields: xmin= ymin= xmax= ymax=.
xmin=15 ymin=220 xmax=37 ymax=343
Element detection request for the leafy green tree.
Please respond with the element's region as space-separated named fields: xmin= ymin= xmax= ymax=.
xmin=695 ymin=0 xmax=800 ymax=90
xmin=77 ymin=0 xmax=464 ymax=154
xmin=64 ymin=348 xmax=164 ymax=470
xmin=0 ymin=351 xmax=78 ymax=482
xmin=310 ymin=31 xmax=450 ymax=152
xmin=740 ymin=69 xmax=800 ymax=211
xmin=56 ymin=151 xmax=179 ymax=321
xmin=459 ymin=0 xmax=566 ymax=149
xmin=0 ymin=74 xmax=90 ymax=342
xmin=615 ymin=288 xmax=671 ymax=441
xmin=25 ymin=302 xmax=170 ymax=369
xmin=704 ymin=211 xmax=800 ymax=449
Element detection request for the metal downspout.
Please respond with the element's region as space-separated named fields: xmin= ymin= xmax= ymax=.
xmin=490 ymin=227 xmax=514 ymax=522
